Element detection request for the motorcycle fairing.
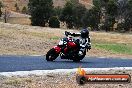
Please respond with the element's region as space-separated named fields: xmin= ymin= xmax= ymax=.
xmin=53 ymin=46 xmax=61 ymax=53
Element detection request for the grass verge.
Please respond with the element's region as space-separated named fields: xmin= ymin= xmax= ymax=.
xmin=93 ymin=43 xmax=132 ymax=55
xmin=50 ymin=36 xmax=60 ymax=40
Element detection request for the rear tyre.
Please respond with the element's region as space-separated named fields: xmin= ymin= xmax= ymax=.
xmin=46 ymin=48 xmax=58 ymax=61
xmin=73 ymin=51 xmax=86 ymax=62
xmin=73 ymin=55 xmax=82 ymax=62
xmin=79 ymin=50 xmax=86 ymax=60
xmin=79 ymin=54 xmax=86 ymax=60
xmin=73 ymin=59 xmax=80 ymax=62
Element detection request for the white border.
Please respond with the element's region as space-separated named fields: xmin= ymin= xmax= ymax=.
xmin=0 ymin=67 xmax=132 ymax=77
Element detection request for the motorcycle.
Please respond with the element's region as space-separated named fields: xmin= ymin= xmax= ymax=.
xmin=46 ymin=31 xmax=89 ymax=62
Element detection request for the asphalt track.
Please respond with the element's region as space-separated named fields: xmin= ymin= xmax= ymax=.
xmin=0 ymin=56 xmax=132 ymax=72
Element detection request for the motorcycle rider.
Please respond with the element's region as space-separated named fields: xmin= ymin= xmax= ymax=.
xmin=66 ymin=28 xmax=91 ymax=56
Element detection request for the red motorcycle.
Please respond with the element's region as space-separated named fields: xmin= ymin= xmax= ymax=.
xmin=46 ymin=31 xmax=88 ymax=62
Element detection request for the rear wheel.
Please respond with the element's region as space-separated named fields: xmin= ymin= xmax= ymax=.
xmin=73 ymin=60 xmax=80 ymax=62
xmin=73 ymin=58 xmax=81 ymax=62
xmin=79 ymin=54 xmax=86 ymax=60
xmin=73 ymin=51 xmax=86 ymax=62
xmin=46 ymin=48 xmax=58 ymax=61
xmin=79 ymin=50 xmax=86 ymax=60
xmin=73 ymin=55 xmax=82 ymax=62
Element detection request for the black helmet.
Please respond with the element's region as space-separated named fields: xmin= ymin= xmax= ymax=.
xmin=80 ymin=29 xmax=89 ymax=38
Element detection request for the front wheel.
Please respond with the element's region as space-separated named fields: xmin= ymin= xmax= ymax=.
xmin=46 ymin=48 xmax=59 ymax=61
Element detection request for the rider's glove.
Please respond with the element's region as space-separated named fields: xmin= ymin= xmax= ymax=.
xmin=72 ymin=33 xmax=76 ymax=37
xmin=65 ymin=31 xmax=71 ymax=36
xmin=68 ymin=32 xmax=71 ymax=35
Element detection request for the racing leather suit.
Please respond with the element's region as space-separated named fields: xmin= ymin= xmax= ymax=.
xmin=69 ymin=32 xmax=91 ymax=55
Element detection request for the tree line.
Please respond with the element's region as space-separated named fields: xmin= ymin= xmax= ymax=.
xmin=0 ymin=2 xmax=28 ymax=16
xmin=1 ymin=0 xmax=132 ymax=32
xmin=0 ymin=1 xmax=2 ymax=17
xmin=28 ymin=0 xmax=88 ymax=29
xmin=92 ymin=0 xmax=132 ymax=32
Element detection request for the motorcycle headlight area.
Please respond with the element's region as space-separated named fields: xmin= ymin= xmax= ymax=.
xmin=58 ymin=39 xmax=67 ymax=45
xmin=58 ymin=40 xmax=64 ymax=45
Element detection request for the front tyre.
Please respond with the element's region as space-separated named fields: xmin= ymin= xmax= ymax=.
xmin=46 ymin=48 xmax=59 ymax=61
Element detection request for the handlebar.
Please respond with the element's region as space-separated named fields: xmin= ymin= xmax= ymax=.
xmin=65 ymin=31 xmax=71 ymax=36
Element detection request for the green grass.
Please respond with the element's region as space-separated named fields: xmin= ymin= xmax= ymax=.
xmin=50 ymin=36 xmax=60 ymax=40
xmin=93 ymin=43 xmax=132 ymax=55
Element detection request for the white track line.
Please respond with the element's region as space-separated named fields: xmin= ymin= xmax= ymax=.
xmin=0 ymin=67 xmax=132 ymax=77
